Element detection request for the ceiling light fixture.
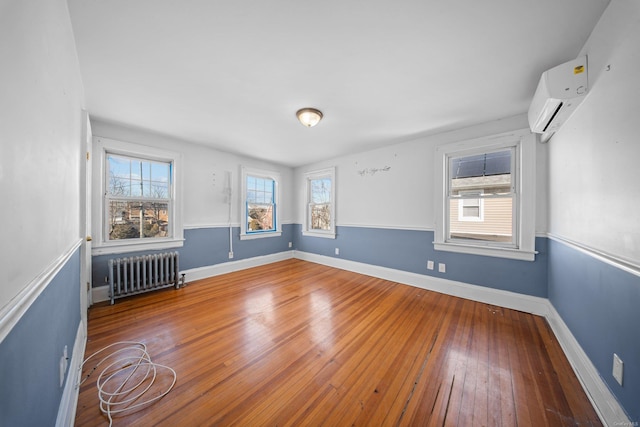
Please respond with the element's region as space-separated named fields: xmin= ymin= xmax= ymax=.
xmin=296 ymin=108 xmax=323 ymax=127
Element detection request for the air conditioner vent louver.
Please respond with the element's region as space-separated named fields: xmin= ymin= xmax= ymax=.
xmin=542 ymin=102 xmax=563 ymax=133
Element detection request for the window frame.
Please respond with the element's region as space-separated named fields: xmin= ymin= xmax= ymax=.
xmin=434 ymin=130 xmax=536 ymax=261
xmin=303 ymin=167 xmax=336 ymax=239
xmin=92 ymin=137 xmax=183 ymax=255
xmin=240 ymin=166 xmax=282 ymax=240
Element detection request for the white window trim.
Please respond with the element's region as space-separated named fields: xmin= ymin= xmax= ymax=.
xmin=434 ymin=129 xmax=536 ymax=261
xmin=92 ymin=137 xmax=184 ymax=255
xmin=240 ymin=166 xmax=282 ymax=240
xmin=303 ymin=167 xmax=336 ymax=239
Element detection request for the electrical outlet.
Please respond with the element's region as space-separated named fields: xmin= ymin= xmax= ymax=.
xmin=59 ymin=356 xmax=65 ymax=387
xmin=228 ymin=251 xmax=234 ymax=259
xmin=288 ymin=241 xmax=292 ymax=248
xmin=335 ymin=248 xmax=340 ymax=255
xmin=613 ymin=353 xmax=624 ymax=386
xmin=427 ymin=260 xmax=434 ymax=270
xmin=59 ymin=345 xmax=68 ymax=387
xmin=438 ymin=263 xmax=446 ymax=273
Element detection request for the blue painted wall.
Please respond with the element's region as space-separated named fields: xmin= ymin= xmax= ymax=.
xmin=548 ymin=239 xmax=639 ymax=422
xmin=294 ymin=225 xmax=548 ymax=297
xmin=94 ymin=224 xmax=546 ymax=297
xmin=92 ymin=224 xmax=295 ymax=287
xmin=0 ymin=249 xmax=81 ymax=427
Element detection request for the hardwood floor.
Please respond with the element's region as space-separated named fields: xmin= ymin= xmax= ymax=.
xmin=75 ymin=259 xmax=602 ymax=426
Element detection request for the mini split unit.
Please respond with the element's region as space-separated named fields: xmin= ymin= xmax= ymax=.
xmin=528 ymin=56 xmax=588 ymax=142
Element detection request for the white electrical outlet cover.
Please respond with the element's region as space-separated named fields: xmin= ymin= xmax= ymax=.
xmin=613 ymin=353 xmax=624 ymax=386
xmin=427 ymin=260 xmax=434 ymax=270
xmin=438 ymin=263 xmax=446 ymax=273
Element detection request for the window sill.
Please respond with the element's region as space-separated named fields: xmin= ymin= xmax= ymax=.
xmin=302 ymin=230 xmax=336 ymax=239
xmin=240 ymin=231 xmax=282 ymax=241
xmin=92 ymin=238 xmax=184 ymax=256
xmin=434 ymin=241 xmax=536 ymax=261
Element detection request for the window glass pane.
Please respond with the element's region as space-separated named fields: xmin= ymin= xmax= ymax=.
xmin=108 ymin=155 xmax=130 ymax=196
xmin=448 ymin=149 xmax=514 ymax=245
xmin=311 ymin=178 xmax=331 ymax=204
xmin=151 ymin=181 xmax=169 ymax=198
xmin=247 ymin=203 xmax=275 ymax=231
xmin=463 ymin=206 xmax=480 ymax=217
xmin=130 ymin=179 xmax=142 ymax=197
xmin=449 ymin=196 xmax=513 ymax=242
xmin=265 ymin=179 xmax=274 ymax=201
xmin=151 ymin=162 xmax=169 ymax=183
xmin=108 ymin=155 xmax=130 ymax=178
xmin=108 ymin=176 xmax=130 ymax=197
xmin=247 ymin=175 xmax=274 ymax=204
xmin=450 ymin=150 xmax=512 ymax=197
xmin=451 ymin=150 xmax=511 ymax=179
xmin=107 ymin=200 xmax=170 ymax=240
xmin=130 ymin=159 xmax=142 ymax=180
xmin=107 ymin=154 xmax=171 ymax=199
xmin=310 ymin=204 xmax=331 ymax=230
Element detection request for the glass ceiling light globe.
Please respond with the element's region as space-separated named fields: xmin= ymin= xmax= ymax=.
xmin=296 ymin=108 xmax=323 ymax=127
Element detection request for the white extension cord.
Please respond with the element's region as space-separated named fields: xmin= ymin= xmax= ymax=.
xmin=79 ymin=341 xmax=177 ymax=426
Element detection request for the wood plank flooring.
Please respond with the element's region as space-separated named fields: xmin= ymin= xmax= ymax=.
xmin=75 ymin=259 xmax=602 ymax=426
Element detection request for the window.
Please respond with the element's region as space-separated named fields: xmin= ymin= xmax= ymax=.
xmin=449 ymin=149 xmax=514 ymax=243
xmin=434 ymin=130 xmax=536 ymax=261
xmin=247 ymin=175 xmax=275 ymax=232
xmin=106 ymin=154 xmax=171 ymax=241
xmin=93 ymin=137 xmax=183 ymax=255
xmin=303 ymin=167 xmax=336 ymax=238
xmin=241 ymin=167 xmax=281 ymax=239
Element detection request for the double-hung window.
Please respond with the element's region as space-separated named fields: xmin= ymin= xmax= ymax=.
xmin=106 ymin=153 xmax=172 ymax=241
xmin=303 ymin=167 xmax=336 ymax=238
xmin=93 ymin=137 xmax=183 ymax=255
xmin=241 ymin=167 xmax=281 ymax=239
xmin=434 ymin=130 xmax=536 ymax=261
xmin=449 ymin=149 xmax=515 ymax=244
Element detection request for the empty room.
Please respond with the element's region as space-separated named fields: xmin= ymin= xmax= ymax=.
xmin=1 ymin=0 xmax=638 ymax=425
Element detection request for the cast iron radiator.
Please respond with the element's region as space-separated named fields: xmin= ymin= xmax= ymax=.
xmin=108 ymin=252 xmax=180 ymax=305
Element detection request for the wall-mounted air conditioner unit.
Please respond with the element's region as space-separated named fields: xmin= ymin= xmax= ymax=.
xmin=528 ymin=56 xmax=588 ymax=142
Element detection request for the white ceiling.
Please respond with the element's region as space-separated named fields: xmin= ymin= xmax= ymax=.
xmin=68 ymin=0 xmax=609 ymax=167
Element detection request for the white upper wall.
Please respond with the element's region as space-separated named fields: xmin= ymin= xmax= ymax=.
xmin=0 ymin=0 xmax=84 ymax=310
xmin=547 ymin=0 xmax=640 ymax=265
xmin=294 ymin=114 xmax=548 ymax=233
xmin=90 ymin=120 xmax=294 ymax=229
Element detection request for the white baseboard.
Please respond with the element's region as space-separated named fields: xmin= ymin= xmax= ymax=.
xmin=294 ymin=251 xmax=550 ymax=316
xmin=56 ymin=320 xmax=87 ymax=427
xmin=182 ymin=251 xmax=294 ymax=282
xmin=293 ymin=250 xmax=630 ymax=426
xmin=92 ymin=285 xmax=110 ymax=304
xmin=92 ymin=251 xmax=295 ymax=303
xmin=544 ymin=302 xmax=630 ymax=426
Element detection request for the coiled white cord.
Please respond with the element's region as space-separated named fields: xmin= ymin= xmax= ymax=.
xmin=80 ymin=341 xmax=177 ymax=426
